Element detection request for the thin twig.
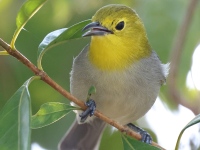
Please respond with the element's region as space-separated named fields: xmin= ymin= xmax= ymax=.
xmin=0 ymin=38 xmax=87 ymax=110
xmin=168 ymin=0 xmax=199 ymax=115
xmin=0 ymin=38 xmax=165 ymax=150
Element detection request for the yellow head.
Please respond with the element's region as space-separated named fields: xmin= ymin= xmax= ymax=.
xmin=83 ymin=4 xmax=151 ymax=71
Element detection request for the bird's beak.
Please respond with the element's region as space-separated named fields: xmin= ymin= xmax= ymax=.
xmin=82 ymin=22 xmax=113 ymax=37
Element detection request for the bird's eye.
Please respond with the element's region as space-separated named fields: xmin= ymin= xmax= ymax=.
xmin=115 ymin=21 xmax=124 ymax=30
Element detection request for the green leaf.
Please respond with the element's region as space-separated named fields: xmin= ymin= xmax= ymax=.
xmin=11 ymin=0 xmax=47 ymax=48
xmin=175 ymin=114 xmax=200 ymax=150
xmin=88 ymin=86 xmax=96 ymax=95
xmin=37 ymin=19 xmax=91 ymax=70
xmin=0 ymin=76 xmax=37 ymax=150
xmin=121 ymin=134 xmax=160 ymax=150
xmin=31 ymin=102 xmax=77 ymax=129
xmin=87 ymin=86 xmax=96 ymax=101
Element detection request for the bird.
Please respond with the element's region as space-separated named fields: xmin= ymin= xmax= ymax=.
xmin=59 ymin=4 xmax=169 ymax=150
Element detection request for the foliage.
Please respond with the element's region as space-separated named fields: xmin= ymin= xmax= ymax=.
xmin=31 ymin=102 xmax=77 ymax=129
xmin=121 ymin=135 xmax=160 ymax=150
xmin=0 ymin=77 xmax=34 ymax=150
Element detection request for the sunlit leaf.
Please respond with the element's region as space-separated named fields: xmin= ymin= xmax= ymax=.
xmin=31 ymin=102 xmax=77 ymax=129
xmin=11 ymin=0 xmax=47 ymax=48
xmin=0 ymin=76 xmax=38 ymax=150
xmin=175 ymin=114 xmax=200 ymax=150
xmin=121 ymin=134 xmax=160 ymax=150
xmin=37 ymin=19 xmax=91 ymax=70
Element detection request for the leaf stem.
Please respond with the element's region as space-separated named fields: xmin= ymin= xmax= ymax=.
xmin=175 ymin=130 xmax=184 ymax=150
xmin=0 ymin=50 xmax=9 ymax=55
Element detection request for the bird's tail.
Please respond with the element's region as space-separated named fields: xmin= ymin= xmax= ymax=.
xmin=58 ymin=118 xmax=106 ymax=150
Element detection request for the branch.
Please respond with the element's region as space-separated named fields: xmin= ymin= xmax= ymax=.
xmin=0 ymin=38 xmax=165 ymax=149
xmin=168 ymin=0 xmax=199 ymax=115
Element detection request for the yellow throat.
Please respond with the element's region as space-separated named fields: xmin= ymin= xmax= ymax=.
xmin=88 ymin=5 xmax=152 ymax=71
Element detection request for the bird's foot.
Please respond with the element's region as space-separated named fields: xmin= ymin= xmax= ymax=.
xmin=127 ymin=123 xmax=152 ymax=144
xmin=79 ymin=99 xmax=96 ymax=123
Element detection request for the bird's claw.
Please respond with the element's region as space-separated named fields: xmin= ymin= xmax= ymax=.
xmin=79 ymin=99 xmax=96 ymax=123
xmin=140 ymin=130 xmax=152 ymax=144
xmin=127 ymin=123 xmax=152 ymax=144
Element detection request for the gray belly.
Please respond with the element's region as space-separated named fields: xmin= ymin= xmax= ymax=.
xmin=71 ymin=64 xmax=160 ymax=125
xmin=70 ymin=47 xmax=166 ymax=125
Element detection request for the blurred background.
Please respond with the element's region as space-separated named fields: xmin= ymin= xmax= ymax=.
xmin=0 ymin=0 xmax=200 ymax=149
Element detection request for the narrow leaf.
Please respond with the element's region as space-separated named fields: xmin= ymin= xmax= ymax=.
xmin=37 ymin=19 xmax=91 ymax=70
xmin=0 ymin=76 xmax=37 ymax=150
xmin=11 ymin=0 xmax=47 ymax=48
xmin=175 ymin=114 xmax=200 ymax=150
xmin=121 ymin=134 xmax=160 ymax=150
xmin=31 ymin=102 xmax=77 ymax=129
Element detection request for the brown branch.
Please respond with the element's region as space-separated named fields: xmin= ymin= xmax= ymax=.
xmin=0 ymin=38 xmax=87 ymax=110
xmin=168 ymin=0 xmax=199 ymax=115
xmin=0 ymin=38 xmax=165 ymax=150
